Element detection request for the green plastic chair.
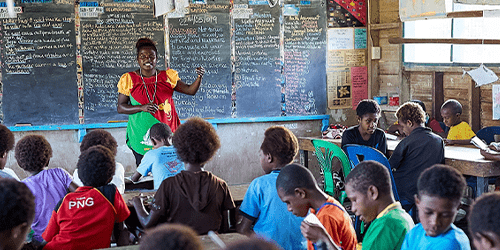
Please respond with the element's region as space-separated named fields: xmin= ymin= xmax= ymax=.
xmin=312 ymin=139 xmax=352 ymax=204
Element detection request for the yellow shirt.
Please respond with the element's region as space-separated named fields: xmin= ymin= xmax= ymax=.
xmin=447 ymin=121 xmax=475 ymax=140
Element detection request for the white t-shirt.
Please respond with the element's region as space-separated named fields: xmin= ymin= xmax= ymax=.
xmin=0 ymin=168 xmax=20 ymax=181
xmin=73 ymin=162 xmax=125 ymax=194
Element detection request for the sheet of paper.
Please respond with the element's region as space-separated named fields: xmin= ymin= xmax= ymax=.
xmin=400 ymin=0 xmax=447 ymax=21
xmin=464 ymin=64 xmax=499 ymax=87
xmin=328 ymin=28 xmax=354 ymax=50
xmin=351 ymin=66 xmax=367 ymax=109
xmin=493 ymin=84 xmax=500 ymax=120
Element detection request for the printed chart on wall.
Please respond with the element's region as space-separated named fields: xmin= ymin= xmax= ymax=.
xmin=79 ymin=0 xmax=165 ymax=124
xmin=327 ymin=27 xmax=367 ymax=110
xmin=493 ymin=84 xmax=500 ymax=120
xmin=233 ymin=0 xmax=281 ymax=117
xmin=167 ymin=3 xmax=232 ymax=119
xmin=0 ymin=2 xmax=78 ymax=126
xmin=283 ymin=0 xmax=327 ymax=115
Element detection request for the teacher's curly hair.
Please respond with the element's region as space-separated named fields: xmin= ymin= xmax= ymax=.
xmin=136 ymin=37 xmax=157 ymax=55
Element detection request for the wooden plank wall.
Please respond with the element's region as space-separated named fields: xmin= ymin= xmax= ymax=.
xmin=371 ymin=1 xmax=500 ymax=132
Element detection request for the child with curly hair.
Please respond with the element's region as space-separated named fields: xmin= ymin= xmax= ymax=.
xmin=0 ymin=178 xmax=35 ymax=250
xmin=0 ymin=124 xmax=18 ymax=180
xmin=43 ymin=145 xmax=130 ymax=249
xmin=139 ymin=224 xmax=202 ymax=250
xmin=132 ymin=117 xmax=235 ymax=234
xmin=237 ymin=126 xmax=305 ymax=249
xmin=389 ymin=102 xmax=445 ymax=213
xmin=17 ymin=135 xmax=78 ymax=244
xmin=72 ymin=129 xmax=126 ymax=194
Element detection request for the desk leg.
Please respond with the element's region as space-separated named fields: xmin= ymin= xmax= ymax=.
xmin=300 ymin=150 xmax=309 ymax=168
xmin=477 ymin=177 xmax=489 ymax=198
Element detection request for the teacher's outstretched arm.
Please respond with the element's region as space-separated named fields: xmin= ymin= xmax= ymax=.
xmin=174 ymin=67 xmax=205 ymax=96
xmin=117 ymin=93 xmax=159 ymax=115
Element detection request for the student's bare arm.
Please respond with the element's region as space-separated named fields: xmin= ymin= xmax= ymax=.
xmin=130 ymin=172 xmax=142 ymax=182
xmin=114 ymin=222 xmax=130 ymax=246
xmin=236 ymin=216 xmax=256 ymax=236
xmin=68 ymin=181 xmax=79 ymax=192
xmin=481 ymin=149 xmax=500 ymax=161
xmin=117 ymin=93 xmax=158 ymax=114
xmin=132 ymin=196 xmax=162 ymax=228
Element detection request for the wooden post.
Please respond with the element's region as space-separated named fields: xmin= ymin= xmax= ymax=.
xmin=469 ymin=80 xmax=481 ymax=132
xmin=432 ymin=72 xmax=444 ymax=121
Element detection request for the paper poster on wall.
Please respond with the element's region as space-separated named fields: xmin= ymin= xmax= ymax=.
xmin=493 ymin=84 xmax=500 ymax=120
xmin=327 ymin=67 xmax=351 ymax=109
xmin=345 ymin=49 xmax=366 ymax=66
xmin=351 ymin=66 xmax=367 ymax=109
xmin=400 ymin=0 xmax=446 ymax=21
xmin=328 ymin=28 xmax=354 ymax=50
xmin=354 ymin=28 xmax=366 ymax=49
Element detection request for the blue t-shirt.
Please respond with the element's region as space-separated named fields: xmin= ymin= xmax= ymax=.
xmin=401 ymin=223 xmax=470 ymax=250
xmin=239 ymin=170 xmax=306 ymax=250
xmin=136 ymin=146 xmax=185 ymax=189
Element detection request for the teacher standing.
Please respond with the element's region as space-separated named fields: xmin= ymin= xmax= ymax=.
xmin=117 ymin=37 xmax=204 ymax=166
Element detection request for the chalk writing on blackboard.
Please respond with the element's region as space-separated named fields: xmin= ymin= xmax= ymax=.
xmin=169 ymin=11 xmax=231 ymax=119
xmin=284 ymin=9 xmax=326 ymax=115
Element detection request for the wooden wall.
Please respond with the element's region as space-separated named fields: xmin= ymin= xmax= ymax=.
xmin=370 ymin=1 xmax=500 ymax=132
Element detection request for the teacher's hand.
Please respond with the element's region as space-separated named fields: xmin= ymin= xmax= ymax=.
xmin=141 ymin=103 xmax=159 ymax=114
xmin=196 ymin=66 xmax=205 ymax=78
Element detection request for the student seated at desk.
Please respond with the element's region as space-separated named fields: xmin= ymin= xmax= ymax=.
xmin=132 ymin=117 xmax=235 ymax=234
xmin=42 ymin=145 xmax=131 ymax=249
xmin=345 ymin=161 xmax=414 ymax=250
xmin=387 ymin=100 xmax=446 ymax=139
xmin=441 ymin=99 xmax=475 ymax=145
xmin=0 ymin=124 xmax=19 ymax=180
xmin=130 ymin=122 xmax=184 ymax=190
xmin=341 ymin=99 xmax=387 ymax=155
xmin=276 ymin=163 xmax=357 ymax=250
xmin=73 ymin=129 xmax=126 ymax=194
xmin=17 ymin=135 xmax=78 ymax=244
xmin=468 ymin=192 xmax=500 ymax=250
xmin=237 ymin=126 xmax=305 ymax=250
xmin=401 ymin=165 xmax=470 ymax=250
xmin=389 ymin=102 xmax=444 ymax=213
xmin=0 ymin=178 xmax=35 ymax=250
xmin=139 ymin=224 xmax=202 ymax=250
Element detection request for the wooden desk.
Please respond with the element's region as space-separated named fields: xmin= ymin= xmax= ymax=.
xmin=122 ymin=183 xmax=250 ymax=203
xmin=298 ymin=137 xmax=500 ymax=197
xmin=98 ymin=232 xmax=247 ymax=250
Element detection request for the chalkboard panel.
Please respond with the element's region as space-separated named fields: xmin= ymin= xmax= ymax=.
xmin=1 ymin=4 xmax=78 ymax=126
xmin=283 ymin=1 xmax=327 ymax=115
xmin=80 ymin=0 xmax=165 ymax=123
xmin=168 ymin=4 xmax=232 ymax=119
xmin=233 ymin=1 xmax=281 ymax=117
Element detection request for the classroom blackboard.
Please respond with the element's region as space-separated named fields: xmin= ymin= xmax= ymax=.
xmin=233 ymin=1 xmax=281 ymax=117
xmin=168 ymin=3 xmax=232 ymax=119
xmin=0 ymin=0 xmax=328 ymax=126
xmin=283 ymin=0 xmax=327 ymax=115
xmin=80 ymin=0 xmax=165 ymax=124
xmin=1 ymin=3 xmax=78 ymax=126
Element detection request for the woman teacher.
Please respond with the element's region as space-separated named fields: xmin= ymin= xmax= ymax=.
xmin=117 ymin=37 xmax=204 ymax=166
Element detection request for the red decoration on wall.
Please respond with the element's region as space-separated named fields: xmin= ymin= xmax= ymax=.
xmin=333 ymin=0 xmax=366 ymax=25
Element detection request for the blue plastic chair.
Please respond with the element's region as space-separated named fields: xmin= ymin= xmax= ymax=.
xmin=343 ymin=144 xmax=404 ymax=234
xmin=476 ymin=126 xmax=500 ymax=144
xmin=342 ymin=144 xmax=400 ymax=201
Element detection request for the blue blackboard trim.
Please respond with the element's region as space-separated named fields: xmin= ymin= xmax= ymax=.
xmin=9 ymin=115 xmax=330 ymax=141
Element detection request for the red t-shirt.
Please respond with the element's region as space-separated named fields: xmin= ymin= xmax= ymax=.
xmin=307 ymin=197 xmax=357 ymax=250
xmin=42 ymin=185 xmax=130 ymax=250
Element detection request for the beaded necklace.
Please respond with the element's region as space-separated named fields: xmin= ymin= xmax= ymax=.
xmin=140 ymin=68 xmax=158 ymax=103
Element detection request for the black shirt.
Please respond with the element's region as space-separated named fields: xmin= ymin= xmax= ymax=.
xmin=341 ymin=125 xmax=388 ymax=155
xmin=389 ymin=127 xmax=445 ymax=205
